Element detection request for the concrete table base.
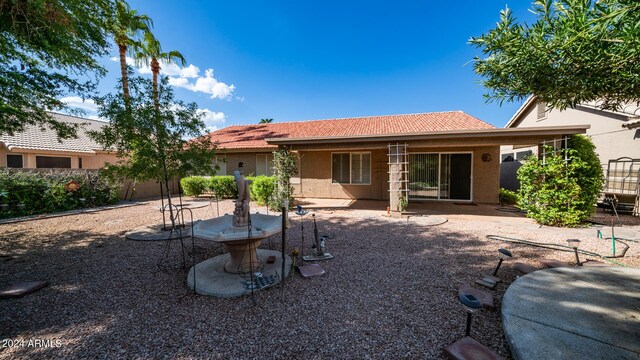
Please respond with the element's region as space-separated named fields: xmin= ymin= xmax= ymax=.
xmin=187 ymin=249 xmax=291 ymax=297
xmin=502 ymin=266 xmax=640 ymax=359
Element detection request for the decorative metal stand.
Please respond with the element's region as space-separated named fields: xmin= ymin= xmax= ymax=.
xmin=295 ymin=205 xmax=309 ymax=260
xmin=302 ymin=214 xmax=334 ymax=261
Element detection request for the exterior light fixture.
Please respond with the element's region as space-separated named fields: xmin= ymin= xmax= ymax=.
xmin=566 ymin=239 xmax=581 ymax=266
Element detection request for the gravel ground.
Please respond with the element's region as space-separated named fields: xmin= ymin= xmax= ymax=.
xmin=1 ymin=199 xmax=639 ymax=359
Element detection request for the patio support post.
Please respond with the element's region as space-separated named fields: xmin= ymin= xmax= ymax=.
xmin=388 ymin=143 xmax=408 ymax=213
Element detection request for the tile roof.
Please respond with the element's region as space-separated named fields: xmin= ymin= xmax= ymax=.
xmin=0 ymin=112 xmax=108 ymax=154
xmin=206 ymin=111 xmax=494 ymax=149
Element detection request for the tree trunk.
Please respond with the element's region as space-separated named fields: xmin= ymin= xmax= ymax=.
xmin=118 ymin=43 xmax=130 ymax=104
xmin=151 ymin=57 xmax=160 ymax=111
xmin=151 ymin=59 xmax=173 ymax=229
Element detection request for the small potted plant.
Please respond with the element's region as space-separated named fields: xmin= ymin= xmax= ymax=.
xmin=398 ymin=193 xmax=408 ymax=213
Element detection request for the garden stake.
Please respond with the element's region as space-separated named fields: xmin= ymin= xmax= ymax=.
xmin=596 ymin=225 xmax=603 ymax=239
xmin=611 ymin=219 xmax=616 ymax=256
xmin=281 ymin=204 xmax=287 ymax=302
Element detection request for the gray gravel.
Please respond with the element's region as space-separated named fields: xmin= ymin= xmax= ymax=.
xmin=1 ymin=198 xmax=638 ymax=359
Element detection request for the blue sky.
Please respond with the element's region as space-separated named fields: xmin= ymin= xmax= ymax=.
xmin=67 ymin=1 xmax=537 ymax=131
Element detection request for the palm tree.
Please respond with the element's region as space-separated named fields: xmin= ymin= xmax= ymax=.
xmin=260 ymin=118 xmax=273 ymax=124
xmin=109 ymin=0 xmax=153 ymax=103
xmin=135 ymin=32 xmax=186 ymax=110
xmin=134 ymin=32 xmax=187 ymax=229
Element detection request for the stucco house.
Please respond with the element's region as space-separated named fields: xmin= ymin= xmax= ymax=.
xmin=205 ymin=111 xmax=588 ymax=211
xmin=0 ymin=112 xmax=174 ymax=199
xmin=501 ymin=96 xmax=640 ymax=215
xmin=0 ymin=112 xmax=117 ymax=170
xmin=501 ymin=96 xmax=640 ymax=164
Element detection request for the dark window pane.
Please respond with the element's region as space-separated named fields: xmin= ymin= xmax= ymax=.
xmin=79 ymin=157 xmax=83 ymax=169
xmin=7 ymin=154 xmax=23 ymax=168
xmin=36 ymin=156 xmax=71 ymax=169
xmin=501 ymin=153 xmax=514 ymax=162
xmin=332 ymin=153 xmax=350 ymax=183
xmin=516 ymin=150 xmax=533 ymax=161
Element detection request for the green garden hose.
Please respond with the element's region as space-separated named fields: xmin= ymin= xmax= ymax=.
xmin=485 ymin=235 xmax=629 ymax=267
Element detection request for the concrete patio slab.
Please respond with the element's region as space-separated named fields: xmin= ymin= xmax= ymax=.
xmin=502 ymin=266 xmax=640 ymax=359
xmin=187 ymin=249 xmax=291 ymax=297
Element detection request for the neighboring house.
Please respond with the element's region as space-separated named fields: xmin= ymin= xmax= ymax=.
xmin=205 ymin=111 xmax=588 ymax=211
xmin=0 ymin=112 xmax=174 ymax=200
xmin=0 ymin=112 xmax=117 ymax=169
xmin=501 ymin=96 xmax=640 ymax=215
xmin=501 ymin=96 xmax=640 ymax=165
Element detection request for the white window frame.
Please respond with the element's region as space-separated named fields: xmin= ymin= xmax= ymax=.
xmin=408 ymin=151 xmax=474 ymax=202
xmin=256 ymin=153 xmax=273 ymax=176
xmin=214 ymin=156 xmax=227 ymax=175
xmin=331 ymin=152 xmax=371 ymax=185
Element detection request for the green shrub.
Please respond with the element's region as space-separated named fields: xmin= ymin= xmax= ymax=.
xmin=208 ymin=176 xmax=237 ymax=198
xmin=499 ymin=188 xmax=518 ymax=206
xmin=0 ymin=169 xmax=120 ymax=219
xmin=517 ymin=135 xmax=603 ymax=227
xmin=249 ymin=176 xmax=276 ymax=205
xmin=180 ymin=176 xmax=209 ymax=197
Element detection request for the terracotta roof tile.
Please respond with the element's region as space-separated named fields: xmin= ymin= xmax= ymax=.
xmin=206 ymin=111 xmax=494 ymax=149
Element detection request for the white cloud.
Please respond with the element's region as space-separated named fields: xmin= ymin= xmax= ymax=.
xmin=61 ymin=96 xmax=98 ymax=112
xmin=198 ymin=108 xmax=225 ymax=133
xmin=172 ymin=69 xmax=235 ymax=100
xmin=110 ymin=57 xmax=235 ymax=100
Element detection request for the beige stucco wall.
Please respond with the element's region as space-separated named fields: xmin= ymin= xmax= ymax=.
xmin=292 ymin=146 xmax=500 ymax=204
xmin=215 ymin=151 xmax=275 ymax=176
xmin=503 ymin=100 xmax=640 ymax=165
xmin=0 ymin=146 xmax=118 ymax=170
xmin=293 ymin=149 xmax=389 ymax=200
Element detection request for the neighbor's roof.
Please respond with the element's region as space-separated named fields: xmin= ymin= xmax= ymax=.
xmin=0 ymin=112 xmax=108 ymax=154
xmin=206 ymin=111 xmax=495 ymax=149
xmin=505 ymin=96 xmax=640 ymax=128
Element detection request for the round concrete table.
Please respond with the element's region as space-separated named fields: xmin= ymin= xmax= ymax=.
xmin=502 ymin=266 xmax=640 ymax=359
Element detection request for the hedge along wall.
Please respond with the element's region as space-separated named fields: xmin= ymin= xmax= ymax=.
xmin=0 ymin=169 xmax=121 ymax=219
xmin=181 ymin=175 xmax=275 ymax=205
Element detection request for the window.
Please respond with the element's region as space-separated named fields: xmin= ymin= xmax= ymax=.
xmin=332 ymin=152 xmax=371 ymax=184
xmin=537 ymin=102 xmax=547 ymax=121
xmin=516 ymin=150 xmax=533 ymax=161
xmin=78 ymin=157 xmax=83 ymax=169
xmin=501 ymin=153 xmax=515 ymax=162
xmin=7 ymin=154 xmax=23 ymax=168
xmin=256 ymin=153 xmax=273 ymax=176
xmin=214 ymin=157 xmax=227 ymax=175
xmin=36 ymin=156 xmax=71 ymax=169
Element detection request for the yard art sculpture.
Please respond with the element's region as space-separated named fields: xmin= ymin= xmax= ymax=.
xmin=189 ymin=163 xmax=290 ymax=297
xmin=232 ymin=169 xmax=251 ymax=227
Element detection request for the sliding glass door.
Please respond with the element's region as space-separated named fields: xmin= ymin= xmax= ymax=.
xmin=408 ymin=153 xmax=472 ymax=201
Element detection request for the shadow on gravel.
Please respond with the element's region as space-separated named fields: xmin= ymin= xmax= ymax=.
xmin=1 ymin=214 xmax=515 ymax=359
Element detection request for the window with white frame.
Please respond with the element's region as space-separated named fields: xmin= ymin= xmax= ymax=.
xmin=256 ymin=153 xmax=273 ymax=176
xmin=214 ymin=156 xmax=227 ymax=175
xmin=332 ymin=152 xmax=371 ymax=184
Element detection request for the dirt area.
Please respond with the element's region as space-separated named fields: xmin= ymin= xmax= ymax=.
xmin=1 ymin=198 xmax=638 ymax=359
